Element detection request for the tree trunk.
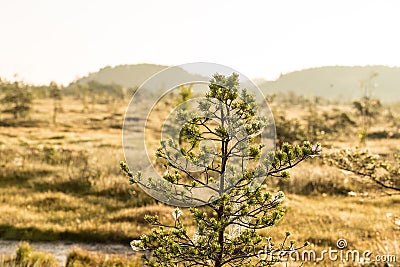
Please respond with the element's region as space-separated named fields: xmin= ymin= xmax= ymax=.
xmin=215 ymin=205 xmax=224 ymax=267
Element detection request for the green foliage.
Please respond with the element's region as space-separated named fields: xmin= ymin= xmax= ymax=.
xmin=122 ymin=73 xmax=321 ymax=266
xmin=177 ymin=84 xmax=193 ymax=104
xmin=123 ymin=142 xmax=319 ymax=267
xmin=1 ymin=80 xmax=33 ymax=119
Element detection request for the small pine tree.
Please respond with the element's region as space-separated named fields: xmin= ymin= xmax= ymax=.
xmin=354 ymin=72 xmax=381 ymax=146
xmin=49 ymin=81 xmax=63 ymax=124
xmin=1 ymin=80 xmax=33 ymax=119
xmin=178 ymin=84 xmax=192 ymax=103
xmin=121 ymin=73 xmax=321 ymax=266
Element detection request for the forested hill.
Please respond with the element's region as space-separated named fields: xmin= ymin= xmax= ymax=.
xmin=76 ymin=64 xmax=167 ymax=88
xmin=73 ymin=64 xmax=400 ymax=102
xmin=257 ymin=65 xmax=400 ymax=102
xmin=75 ymin=64 xmax=204 ymax=91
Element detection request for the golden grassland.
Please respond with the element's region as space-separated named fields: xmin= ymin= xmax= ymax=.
xmin=0 ymin=96 xmax=399 ymax=266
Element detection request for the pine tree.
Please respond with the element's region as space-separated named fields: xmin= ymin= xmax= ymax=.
xmin=1 ymin=80 xmax=33 ymax=119
xmin=121 ymin=73 xmax=321 ymax=266
xmin=49 ymin=81 xmax=63 ymax=124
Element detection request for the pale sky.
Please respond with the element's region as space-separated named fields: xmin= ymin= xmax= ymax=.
xmin=0 ymin=0 xmax=399 ymax=85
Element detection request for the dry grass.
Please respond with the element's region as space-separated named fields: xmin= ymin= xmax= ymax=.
xmin=0 ymin=96 xmax=399 ymax=266
xmin=0 ymin=242 xmax=58 ymax=267
xmin=65 ymin=247 xmax=141 ymax=267
xmin=0 ymin=98 xmax=158 ymax=243
xmin=263 ymin=193 xmax=400 ymax=266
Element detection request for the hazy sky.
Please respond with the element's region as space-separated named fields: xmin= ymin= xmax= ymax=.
xmin=0 ymin=0 xmax=399 ymax=85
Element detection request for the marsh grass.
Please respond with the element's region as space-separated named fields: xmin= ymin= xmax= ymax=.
xmin=0 ymin=97 xmax=399 ymax=266
xmin=0 ymin=98 xmax=157 ymax=242
xmin=0 ymin=242 xmax=58 ymax=267
xmin=65 ymin=247 xmax=141 ymax=267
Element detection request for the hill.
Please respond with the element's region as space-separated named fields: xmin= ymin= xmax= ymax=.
xmin=74 ymin=64 xmax=400 ymax=102
xmin=77 ymin=64 xmax=167 ymax=88
xmin=257 ymin=65 xmax=400 ymax=102
xmin=75 ymin=63 xmax=205 ymax=92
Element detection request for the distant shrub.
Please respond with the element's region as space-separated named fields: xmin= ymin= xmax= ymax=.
xmin=274 ymin=107 xmax=357 ymax=148
xmin=1 ymin=80 xmax=33 ymax=119
xmin=275 ymin=114 xmax=307 ymax=147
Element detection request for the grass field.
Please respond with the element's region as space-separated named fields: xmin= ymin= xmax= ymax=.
xmin=0 ymin=96 xmax=399 ymax=266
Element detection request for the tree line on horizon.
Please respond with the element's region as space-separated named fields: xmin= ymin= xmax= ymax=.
xmin=0 ymin=77 xmax=137 ymax=124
